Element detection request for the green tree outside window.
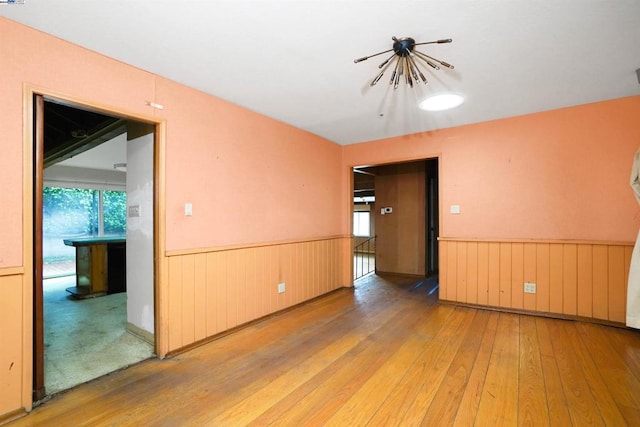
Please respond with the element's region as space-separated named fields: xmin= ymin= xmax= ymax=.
xmin=42 ymin=187 xmax=126 ymax=264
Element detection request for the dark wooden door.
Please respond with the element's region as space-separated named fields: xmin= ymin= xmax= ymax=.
xmin=425 ymin=158 xmax=439 ymax=277
xmin=33 ymin=94 xmax=46 ymax=401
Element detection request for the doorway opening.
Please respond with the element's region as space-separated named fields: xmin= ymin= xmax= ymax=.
xmin=33 ymin=96 xmax=157 ymax=400
xmin=352 ymin=158 xmax=439 ymax=294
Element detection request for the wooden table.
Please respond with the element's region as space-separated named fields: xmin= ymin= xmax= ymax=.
xmin=63 ymin=236 xmax=126 ymax=299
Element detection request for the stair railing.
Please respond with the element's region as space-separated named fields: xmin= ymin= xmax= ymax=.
xmin=354 ymin=236 xmax=376 ymax=280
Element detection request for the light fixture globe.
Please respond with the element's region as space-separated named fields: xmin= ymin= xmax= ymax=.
xmin=419 ymin=93 xmax=464 ymax=111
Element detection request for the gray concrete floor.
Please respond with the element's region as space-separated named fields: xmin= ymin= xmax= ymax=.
xmin=43 ymin=275 xmax=154 ymax=395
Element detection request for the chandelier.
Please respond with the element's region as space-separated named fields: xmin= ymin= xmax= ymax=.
xmin=354 ymin=37 xmax=454 ymax=89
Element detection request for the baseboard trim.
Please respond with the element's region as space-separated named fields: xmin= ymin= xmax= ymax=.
xmin=126 ymin=322 xmax=155 ymax=345
xmin=439 ymin=299 xmax=627 ymax=329
xmin=374 ymin=271 xmax=426 ymax=279
xmin=0 ymin=408 xmax=27 ymax=425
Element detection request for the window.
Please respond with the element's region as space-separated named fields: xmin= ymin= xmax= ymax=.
xmin=103 ymin=190 xmax=127 ymax=236
xmin=43 ymin=187 xmax=126 ymax=264
xmin=353 ymin=211 xmax=371 ymax=237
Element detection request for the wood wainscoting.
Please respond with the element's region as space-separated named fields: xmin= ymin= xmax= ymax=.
xmin=439 ymin=238 xmax=634 ymax=323
xmin=0 ymin=268 xmax=25 ymax=417
xmin=164 ymin=236 xmax=351 ymax=353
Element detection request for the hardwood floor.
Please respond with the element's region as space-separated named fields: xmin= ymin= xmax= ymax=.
xmin=10 ymin=273 xmax=640 ymax=426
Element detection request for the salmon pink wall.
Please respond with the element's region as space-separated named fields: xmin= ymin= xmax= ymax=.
xmin=0 ymin=17 xmax=156 ymax=269
xmin=0 ymin=16 xmax=344 ymax=267
xmin=155 ymin=78 xmax=343 ymax=251
xmin=343 ymin=96 xmax=640 ymax=243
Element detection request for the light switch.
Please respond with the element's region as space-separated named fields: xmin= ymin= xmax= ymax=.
xmin=185 ymin=203 xmax=193 ymax=216
xmin=450 ymin=204 xmax=461 ymax=214
xmin=128 ymin=205 xmax=140 ymax=217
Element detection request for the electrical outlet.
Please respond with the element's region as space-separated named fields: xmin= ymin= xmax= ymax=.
xmin=524 ymin=282 xmax=537 ymax=294
xmin=277 ymin=283 xmax=286 ymax=294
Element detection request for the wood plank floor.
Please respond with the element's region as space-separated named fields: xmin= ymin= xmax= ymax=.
xmin=10 ymin=273 xmax=640 ymax=426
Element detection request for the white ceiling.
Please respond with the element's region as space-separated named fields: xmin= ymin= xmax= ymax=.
xmin=2 ymin=0 xmax=640 ymax=145
xmin=57 ymin=133 xmax=127 ymax=171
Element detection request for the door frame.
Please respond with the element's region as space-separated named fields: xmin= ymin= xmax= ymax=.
xmin=425 ymin=158 xmax=439 ymax=277
xmin=22 ymin=85 xmax=168 ymax=405
xmin=349 ymin=155 xmax=441 ymax=282
xmin=32 ymin=95 xmax=45 ymax=400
